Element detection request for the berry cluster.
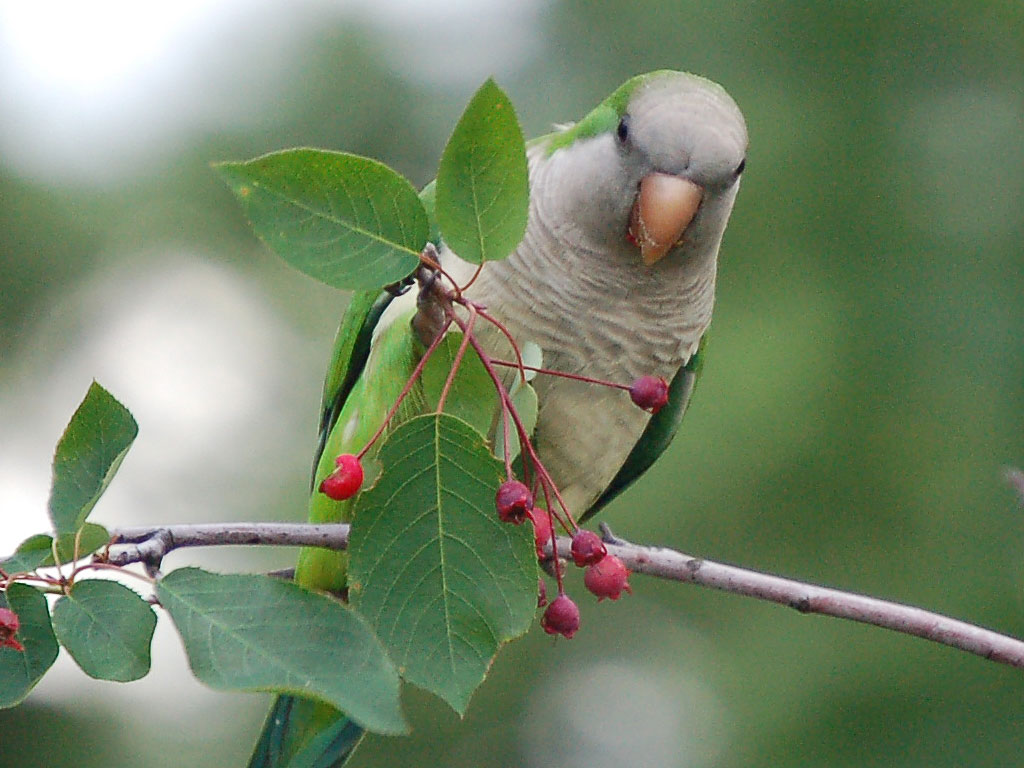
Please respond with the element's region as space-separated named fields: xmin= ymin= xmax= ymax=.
xmin=496 ymin=480 xmax=632 ymax=638
xmin=316 ymin=255 xmax=660 ymax=639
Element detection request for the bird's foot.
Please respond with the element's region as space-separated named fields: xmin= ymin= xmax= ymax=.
xmin=412 ymin=244 xmax=455 ymax=346
xmin=598 ymin=522 xmax=628 ymax=546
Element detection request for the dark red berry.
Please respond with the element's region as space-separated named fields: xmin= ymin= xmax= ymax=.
xmin=0 ymin=607 xmax=23 ymax=652
xmin=629 ymin=375 xmax=669 ymax=414
xmin=496 ymin=480 xmax=533 ymax=524
xmin=541 ymin=594 xmax=580 ymax=638
xmin=571 ymin=529 xmax=607 ymax=567
xmin=584 ymin=554 xmax=632 ymax=601
xmin=319 ymin=453 xmax=364 ymax=500
xmin=537 ymin=579 xmax=548 ymax=608
xmin=528 ymin=507 xmax=553 ymax=557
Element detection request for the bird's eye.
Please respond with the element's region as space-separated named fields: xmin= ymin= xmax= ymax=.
xmin=734 ymin=158 xmax=746 ymax=176
xmin=616 ymin=115 xmax=630 ymax=143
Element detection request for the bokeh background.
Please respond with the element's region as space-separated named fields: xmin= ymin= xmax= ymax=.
xmin=2 ymin=1 xmax=1022 ymax=766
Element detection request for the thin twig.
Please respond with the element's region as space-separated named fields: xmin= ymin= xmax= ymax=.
xmin=96 ymin=521 xmax=1024 ymax=670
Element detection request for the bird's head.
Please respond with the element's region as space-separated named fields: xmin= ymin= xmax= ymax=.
xmin=541 ymin=71 xmax=747 ymax=267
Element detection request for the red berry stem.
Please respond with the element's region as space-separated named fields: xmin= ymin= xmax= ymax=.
xmin=500 ymin=395 xmax=514 ymax=478
xmin=459 ymin=260 xmax=487 ymax=293
xmin=355 ymin=315 xmax=454 ymax=461
xmin=434 ymin=304 xmax=478 ymax=415
xmin=490 ymin=358 xmax=632 ymax=392
xmin=466 ymin=303 xmax=530 ymax=387
xmin=448 ymin=309 xmax=581 ymax=593
xmin=449 ymin=310 xmax=570 ymax=518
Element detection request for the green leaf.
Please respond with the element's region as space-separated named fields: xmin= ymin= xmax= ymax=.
xmin=520 ymin=341 xmax=543 ymax=383
xmin=215 ymin=149 xmax=428 ymax=290
xmin=1 ymin=535 xmax=54 ymax=574
xmin=49 ymin=382 xmax=137 ymax=536
xmin=420 ymin=332 xmax=498 ymax=437
xmin=495 ymin=381 xmax=538 ymax=464
xmin=349 ymin=414 xmax=537 ymax=714
xmin=157 ymin=568 xmax=406 ymax=735
xmin=1 ymin=524 xmax=110 ymax=573
xmin=436 ymin=78 xmax=529 ymax=263
xmin=0 ymin=584 xmax=59 ymax=708
xmin=52 ymin=580 xmax=156 ymax=682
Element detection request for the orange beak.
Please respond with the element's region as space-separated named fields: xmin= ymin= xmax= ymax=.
xmin=628 ymin=172 xmax=704 ymax=266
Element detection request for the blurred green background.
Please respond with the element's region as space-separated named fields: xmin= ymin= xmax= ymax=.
xmin=1 ymin=1 xmax=1022 ymax=766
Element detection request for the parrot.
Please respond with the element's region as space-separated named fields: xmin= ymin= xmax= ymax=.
xmin=249 ymin=69 xmax=748 ymax=768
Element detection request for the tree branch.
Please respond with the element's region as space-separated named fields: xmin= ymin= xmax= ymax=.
xmin=107 ymin=523 xmax=350 ymax=568
xmin=102 ymin=521 xmax=1024 ymax=670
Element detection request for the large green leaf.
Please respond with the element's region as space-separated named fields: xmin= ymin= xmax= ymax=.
xmin=49 ymin=382 xmax=137 ymax=536
xmin=157 ymin=568 xmax=406 ymax=735
xmin=348 ymin=414 xmax=537 ymax=714
xmin=1 ymin=524 xmax=110 ymax=573
xmin=436 ymin=78 xmax=529 ymax=263
xmin=216 ymin=149 xmax=428 ymax=290
xmin=0 ymin=584 xmax=59 ymax=708
xmin=52 ymin=580 xmax=156 ymax=682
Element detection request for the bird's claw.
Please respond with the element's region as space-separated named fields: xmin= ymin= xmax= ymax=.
xmin=412 ymin=244 xmax=452 ymax=346
xmin=599 ymin=522 xmax=628 ymax=546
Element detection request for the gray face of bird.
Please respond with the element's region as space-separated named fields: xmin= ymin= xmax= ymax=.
xmin=535 ymin=72 xmax=747 ymax=270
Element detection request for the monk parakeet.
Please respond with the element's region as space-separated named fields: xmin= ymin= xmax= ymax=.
xmin=250 ymin=70 xmax=747 ymax=768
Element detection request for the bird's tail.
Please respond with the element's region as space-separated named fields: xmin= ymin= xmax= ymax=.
xmin=248 ymin=695 xmax=365 ymax=768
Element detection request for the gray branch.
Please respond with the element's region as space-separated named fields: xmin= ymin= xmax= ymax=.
xmin=102 ymin=521 xmax=1024 ymax=671
xmin=107 ymin=523 xmax=351 ymax=568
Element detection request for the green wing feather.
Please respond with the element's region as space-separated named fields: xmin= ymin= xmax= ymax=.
xmin=313 ymin=290 xmax=394 ymax=484
xmin=249 ymin=696 xmax=364 ymax=768
xmin=581 ymin=336 xmax=707 ymax=522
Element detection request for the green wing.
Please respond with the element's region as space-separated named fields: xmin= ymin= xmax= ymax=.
xmin=313 ymin=290 xmax=396 ymax=485
xmin=312 ymin=182 xmax=439 ymax=481
xmin=581 ymin=336 xmax=707 ymax=522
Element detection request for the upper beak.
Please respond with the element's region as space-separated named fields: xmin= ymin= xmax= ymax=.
xmin=628 ymin=172 xmax=704 ymax=266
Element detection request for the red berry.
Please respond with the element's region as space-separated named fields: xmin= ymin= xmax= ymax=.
xmin=495 ymin=480 xmax=533 ymax=524
xmin=584 ymin=554 xmax=632 ymax=601
xmin=528 ymin=507 xmax=553 ymax=557
xmin=541 ymin=594 xmax=580 ymax=638
xmin=319 ymin=453 xmax=364 ymax=500
xmin=571 ymin=529 xmax=607 ymax=567
xmin=536 ymin=579 xmax=548 ymax=608
xmin=629 ymin=375 xmax=669 ymax=414
xmin=0 ymin=607 xmax=23 ymax=652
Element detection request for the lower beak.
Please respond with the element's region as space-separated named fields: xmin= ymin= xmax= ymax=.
xmin=628 ymin=172 xmax=704 ymax=266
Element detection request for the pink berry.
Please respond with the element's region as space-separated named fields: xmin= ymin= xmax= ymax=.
xmin=528 ymin=507 xmax=553 ymax=557
xmin=0 ymin=607 xmax=23 ymax=652
xmin=571 ymin=529 xmax=607 ymax=567
xmin=629 ymin=375 xmax=669 ymax=414
xmin=541 ymin=594 xmax=580 ymax=638
xmin=319 ymin=453 xmax=364 ymax=500
xmin=496 ymin=480 xmax=533 ymax=524
xmin=584 ymin=554 xmax=632 ymax=601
